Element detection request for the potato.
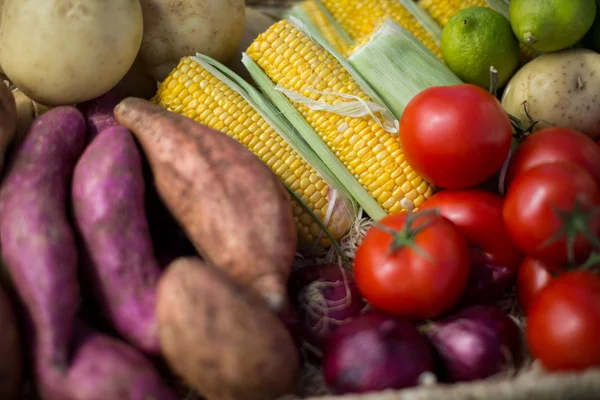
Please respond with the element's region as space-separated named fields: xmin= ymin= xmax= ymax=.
xmin=0 ymin=284 xmax=23 ymax=400
xmin=502 ymin=49 xmax=600 ymax=139
xmin=114 ymin=98 xmax=297 ymax=312
xmin=226 ymin=8 xmax=276 ymax=82
xmin=138 ymin=0 xmax=246 ymax=81
xmin=0 ymin=80 xmax=16 ymax=172
xmin=72 ymin=126 xmax=161 ymax=355
xmin=157 ymin=257 xmax=299 ymax=400
xmin=0 ymin=0 xmax=143 ymax=106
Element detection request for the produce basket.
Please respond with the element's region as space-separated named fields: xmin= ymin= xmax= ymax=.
xmin=242 ymin=1 xmax=600 ymax=400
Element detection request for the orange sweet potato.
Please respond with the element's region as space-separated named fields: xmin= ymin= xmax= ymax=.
xmin=157 ymin=256 xmax=300 ymax=400
xmin=114 ymin=97 xmax=297 ymax=311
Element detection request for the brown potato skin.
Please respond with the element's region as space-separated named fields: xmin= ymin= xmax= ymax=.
xmin=157 ymin=257 xmax=300 ymax=400
xmin=0 ymin=82 xmax=17 ymax=172
xmin=114 ymin=97 xmax=297 ymax=311
xmin=0 ymin=284 xmax=22 ymax=400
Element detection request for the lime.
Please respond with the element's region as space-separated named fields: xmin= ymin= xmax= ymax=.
xmin=441 ymin=7 xmax=520 ymax=89
xmin=510 ymin=0 xmax=596 ymax=53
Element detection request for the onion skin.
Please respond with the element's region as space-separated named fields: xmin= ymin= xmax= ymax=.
xmin=426 ymin=305 xmax=522 ymax=383
xmin=457 ymin=262 xmax=515 ymax=307
xmin=288 ymin=264 xmax=365 ymax=348
xmin=323 ymin=311 xmax=436 ymax=395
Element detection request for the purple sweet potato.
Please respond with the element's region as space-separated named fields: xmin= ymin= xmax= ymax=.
xmin=77 ymin=90 xmax=123 ymax=144
xmin=0 ymin=106 xmax=86 ymax=396
xmin=114 ymin=98 xmax=297 ymax=312
xmin=72 ymin=125 xmax=161 ymax=354
xmin=67 ymin=329 xmax=176 ymax=400
xmin=0 ymin=107 xmax=176 ymax=399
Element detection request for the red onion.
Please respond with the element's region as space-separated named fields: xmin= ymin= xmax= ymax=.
xmin=426 ymin=305 xmax=521 ymax=382
xmin=288 ymin=264 xmax=365 ymax=348
xmin=458 ymin=262 xmax=515 ymax=307
xmin=323 ymin=311 xmax=436 ymax=394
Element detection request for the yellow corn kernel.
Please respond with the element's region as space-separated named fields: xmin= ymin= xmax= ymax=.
xmin=298 ymin=0 xmax=351 ymax=55
xmin=246 ymin=20 xmax=434 ymax=214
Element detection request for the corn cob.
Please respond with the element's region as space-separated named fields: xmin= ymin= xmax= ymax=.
xmin=291 ymin=0 xmax=352 ymax=55
xmin=319 ymin=0 xmax=442 ymax=59
xmin=152 ymin=56 xmax=355 ymax=248
xmin=245 ymin=20 xmax=434 ymax=215
xmin=417 ymin=0 xmax=539 ymax=64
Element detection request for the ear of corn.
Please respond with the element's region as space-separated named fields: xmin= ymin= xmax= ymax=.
xmin=286 ymin=0 xmax=353 ymax=56
xmin=319 ymin=0 xmax=443 ymax=59
xmin=348 ymin=19 xmax=462 ymax=118
xmin=243 ymin=19 xmax=434 ymax=219
xmin=416 ymin=0 xmax=540 ymax=64
xmin=152 ymin=53 xmax=358 ymax=250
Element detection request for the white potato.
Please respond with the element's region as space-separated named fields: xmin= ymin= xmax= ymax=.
xmin=0 ymin=0 xmax=143 ymax=106
xmin=502 ymin=49 xmax=600 ymax=139
xmin=139 ymin=0 xmax=245 ymax=82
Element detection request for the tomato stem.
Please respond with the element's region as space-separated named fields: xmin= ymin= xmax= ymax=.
xmin=579 ymin=252 xmax=600 ymax=271
xmin=371 ymin=209 xmax=440 ymax=262
xmin=541 ymin=199 xmax=600 ymax=267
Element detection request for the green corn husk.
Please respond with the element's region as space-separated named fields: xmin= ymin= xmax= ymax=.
xmin=243 ymin=16 xmax=409 ymax=220
xmin=348 ymin=19 xmax=462 ymax=118
xmin=285 ymin=0 xmax=354 ymax=55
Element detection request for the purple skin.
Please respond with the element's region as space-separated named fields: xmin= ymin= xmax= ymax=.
xmin=67 ymin=330 xmax=177 ymax=400
xmin=72 ymin=126 xmax=161 ymax=354
xmin=0 ymin=106 xmax=86 ymax=398
xmin=323 ymin=311 xmax=436 ymax=395
xmin=457 ymin=263 xmax=515 ymax=307
xmin=77 ymin=90 xmax=123 ymax=144
xmin=427 ymin=305 xmax=522 ymax=383
xmin=288 ymin=264 xmax=365 ymax=348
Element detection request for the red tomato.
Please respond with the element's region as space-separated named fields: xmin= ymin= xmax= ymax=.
xmin=353 ymin=212 xmax=470 ymax=320
xmin=516 ymin=257 xmax=563 ymax=314
xmin=420 ymin=189 xmax=522 ymax=270
xmin=527 ymin=271 xmax=600 ymax=372
xmin=504 ymin=127 xmax=600 ymax=190
xmin=503 ymin=162 xmax=600 ymax=265
xmin=399 ymin=84 xmax=512 ymax=189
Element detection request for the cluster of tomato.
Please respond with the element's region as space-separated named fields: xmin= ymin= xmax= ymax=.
xmin=353 ymin=83 xmax=600 ymax=373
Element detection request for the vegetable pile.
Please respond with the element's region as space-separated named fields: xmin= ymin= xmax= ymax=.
xmin=0 ymin=0 xmax=599 ymax=400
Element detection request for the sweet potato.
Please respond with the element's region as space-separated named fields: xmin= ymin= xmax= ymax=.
xmin=67 ymin=327 xmax=176 ymax=400
xmin=114 ymin=98 xmax=297 ymax=311
xmin=0 ymin=284 xmax=23 ymax=400
xmin=157 ymin=257 xmax=300 ymax=400
xmin=72 ymin=125 xmax=161 ymax=354
xmin=77 ymin=90 xmax=123 ymax=144
xmin=0 ymin=80 xmax=17 ymax=172
xmin=0 ymin=106 xmax=86 ymax=397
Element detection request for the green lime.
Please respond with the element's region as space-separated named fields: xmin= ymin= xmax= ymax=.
xmin=441 ymin=7 xmax=520 ymax=89
xmin=583 ymin=0 xmax=600 ymax=51
xmin=510 ymin=0 xmax=596 ymax=52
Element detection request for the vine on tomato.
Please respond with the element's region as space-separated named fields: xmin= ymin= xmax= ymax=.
xmin=353 ymin=211 xmax=471 ymax=320
xmin=399 ymin=84 xmax=512 ymax=190
xmin=502 ymin=161 xmax=600 ymax=265
xmin=527 ymin=271 xmax=600 ymax=372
